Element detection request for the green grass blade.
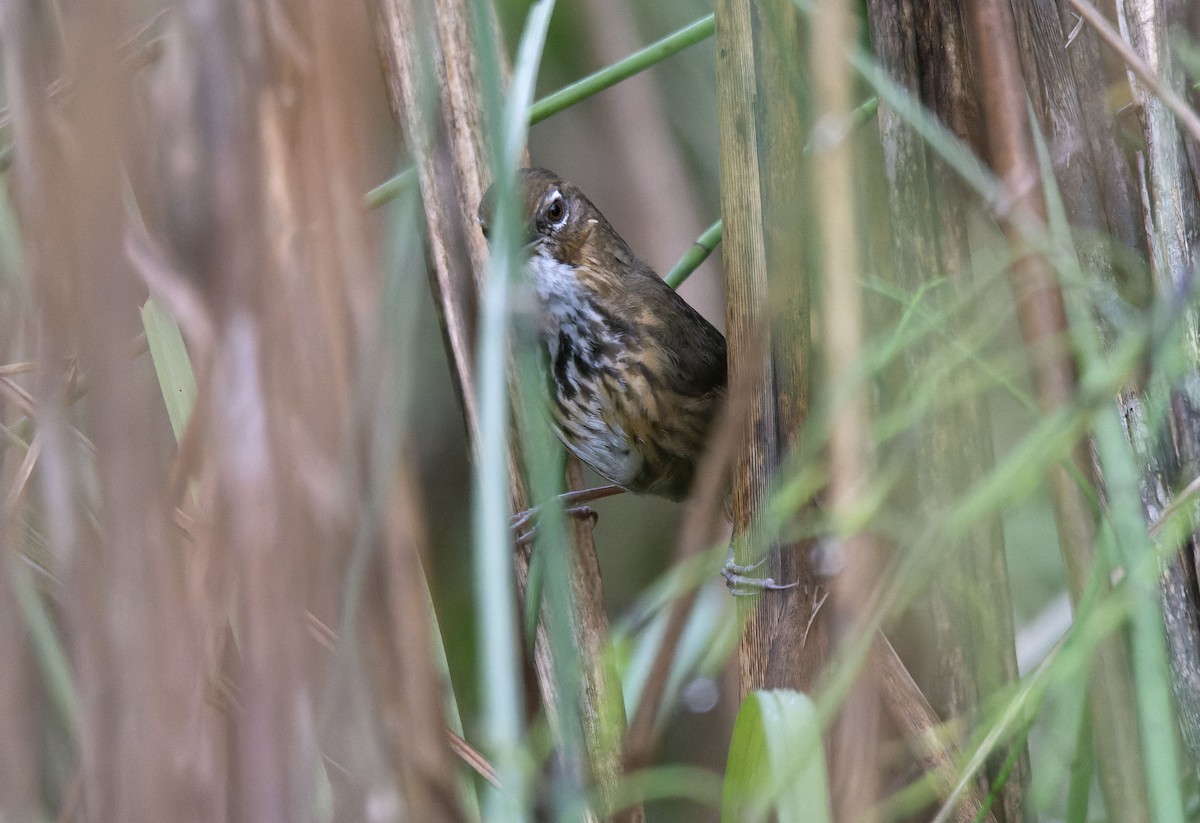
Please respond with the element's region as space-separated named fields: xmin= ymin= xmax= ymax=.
xmin=1065 ymin=712 xmax=1093 ymax=823
xmin=141 ymin=298 xmax=197 ymax=442
xmin=722 ymin=690 xmax=831 ymax=823
xmin=364 ymin=165 xmax=418 ymax=210
xmin=422 ymin=561 xmax=482 ymax=822
xmin=1032 ymin=102 xmax=1186 ymax=823
xmin=470 ymin=0 xmax=556 ymax=818
xmin=11 ymin=559 xmax=79 ymax=739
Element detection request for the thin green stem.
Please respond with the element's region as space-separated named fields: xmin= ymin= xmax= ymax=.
xmin=364 ymin=165 xmax=417 ymax=210
xmin=366 ymin=14 xmax=715 ymax=209
xmin=528 ymin=13 xmax=714 ymax=125
xmin=665 ymin=219 xmax=721 ymax=289
xmin=658 ymin=94 xmax=873 ymax=290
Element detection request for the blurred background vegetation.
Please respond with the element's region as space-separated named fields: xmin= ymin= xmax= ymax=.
xmin=4 ymin=0 xmax=1200 ymax=820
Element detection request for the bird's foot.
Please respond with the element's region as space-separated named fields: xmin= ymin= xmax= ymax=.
xmin=513 ymin=504 xmax=599 ymax=546
xmin=512 ymin=484 xmax=623 ymax=545
xmin=721 ymin=548 xmax=798 ymax=596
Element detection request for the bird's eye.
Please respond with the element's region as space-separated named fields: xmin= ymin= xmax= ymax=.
xmin=545 ymin=194 xmax=566 ymax=225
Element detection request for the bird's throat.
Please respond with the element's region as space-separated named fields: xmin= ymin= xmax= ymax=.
xmin=529 ymin=252 xmax=609 ymax=346
xmin=526 ymin=250 xmax=631 ymax=393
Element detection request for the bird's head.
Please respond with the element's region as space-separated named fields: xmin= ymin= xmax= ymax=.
xmin=478 ymin=168 xmax=634 ymax=297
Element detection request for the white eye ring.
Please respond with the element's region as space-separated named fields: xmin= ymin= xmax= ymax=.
xmin=545 ymin=192 xmax=567 ymax=227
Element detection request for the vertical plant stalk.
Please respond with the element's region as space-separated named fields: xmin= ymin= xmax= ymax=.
xmin=714 ymin=0 xmax=786 ymax=695
xmin=1010 ymin=0 xmax=1146 ymax=278
xmin=468 ymin=4 xmax=558 ymax=816
xmin=292 ymin=4 xmax=474 ymax=817
xmin=161 ymin=0 xmax=403 ymax=815
xmin=715 ymin=7 xmax=966 ymax=809
xmin=0 ymin=9 xmax=84 ymax=819
xmin=864 ymin=1 xmax=1028 ymax=817
xmin=1116 ymin=0 xmax=1200 ymax=769
xmin=370 ymin=0 xmax=636 ymax=817
xmin=966 ymin=1 xmax=1150 ymax=821
xmin=169 ymin=1 xmax=320 ymax=818
xmin=811 ymin=0 xmax=883 ymax=816
xmin=757 ymin=0 xmax=830 ymax=694
xmin=716 ymin=0 xmax=830 ymax=707
xmin=372 ymin=0 xmax=482 ymax=439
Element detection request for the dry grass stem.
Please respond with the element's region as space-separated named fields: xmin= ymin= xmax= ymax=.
xmin=874 ymin=634 xmax=997 ymax=823
xmin=968 ymin=0 xmax=1149 ymax=819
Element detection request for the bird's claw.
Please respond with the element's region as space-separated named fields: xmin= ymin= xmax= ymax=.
xmin=512 ymin=504 xmax=600 ymax=546
xmin=721 ymin=551 xmax=798 ymax=596
xmin=722 ymin=568 xmax=799 ymax=596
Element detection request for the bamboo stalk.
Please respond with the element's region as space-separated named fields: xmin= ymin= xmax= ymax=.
xmin=864 ymin=2 xmax=1028 ymax=817
xmin=966 ymin=1 xmax=1150 ymax=820
xmin=714 ymin=0 xmax=791 ymax=697
xmin=715 ymin=6 xmax=988 ymax=816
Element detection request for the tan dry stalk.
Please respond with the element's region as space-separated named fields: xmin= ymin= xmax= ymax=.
xmin=967 ymin=0 xmax=1150 ymax=820
xmin=810 ymin=0 xmax=885 ymax=817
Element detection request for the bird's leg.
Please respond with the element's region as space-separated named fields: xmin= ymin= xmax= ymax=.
xmin=513 ymin=484 xmax=625 ymax=545
xmin=722 ymin=543 xmax=798 ymax=596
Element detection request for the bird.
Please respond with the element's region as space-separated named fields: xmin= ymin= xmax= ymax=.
xmin=478 ymin=168 xmax=792 ymax=592
xmin=478 ymin=167 xmax=727 ymax=505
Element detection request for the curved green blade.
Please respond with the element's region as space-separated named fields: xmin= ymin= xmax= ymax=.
xmin=723 ymin=689 xmax=831 ymax=823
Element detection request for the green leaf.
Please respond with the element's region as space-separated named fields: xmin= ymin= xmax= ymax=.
xmin=723 ymin=689 xmax=831 ymax=823
xmin=141 ymin=298 xmax=197 ymax=442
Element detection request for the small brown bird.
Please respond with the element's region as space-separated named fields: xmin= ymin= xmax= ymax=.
xmin=478 ymin=168 xmax=727 ymax=503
